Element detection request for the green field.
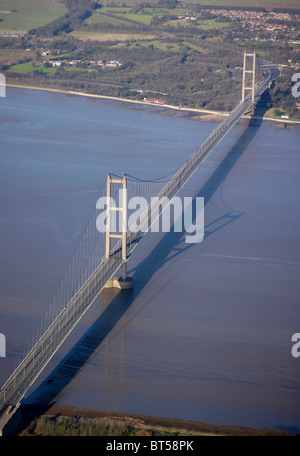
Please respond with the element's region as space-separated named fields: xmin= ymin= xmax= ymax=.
xmin=120 ymin=13 xmax=153 ymax=25
xmin=120 ymin=39 xmax=182 ymax=51
xmin=87 ymin=7 xmax=233 ymax=29
xmin=98 ymin=7 xmax=189 ymax=18
xmin=100 ymin=7 xmax=132 ymax=14
xmin=71 ymin=30 xmax=156 ymax=42
xmin=0 ymin=0 xmax=66 ymax=32
xmin=146 ymin=39 xmax=183 ymax=51
xmin=86 ymin=13 xmax=127 ymax=27
xmin=7 ymin=60 xmax=90 ymax=75
xmin=89 ymin=10 xmax=160 ymax=26
xmin=162 ymin=17 xmax=231 ymax=29
xmin=7 ymin=61 xmax=54 ymax=75
xmin=126 ymin=39 xmax=204 ymax=52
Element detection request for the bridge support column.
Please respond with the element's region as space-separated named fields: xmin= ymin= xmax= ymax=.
xmin=242 ymin=50 xmax=256 ymax=117
xmin=104 ymin=173 xmax=133 ymax=290
xmin=121 ymin=173 xmax=127 ymax=281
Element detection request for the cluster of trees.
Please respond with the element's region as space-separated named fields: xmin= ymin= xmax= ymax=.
xmin=265 ymin=18 xmax=299 ymax=27
xmin=255 ymin=67 xmax=299 ymax=118
xmin=272 ymin=8 xmax=300 ymax=14
xmin=20 ymin=415 xmax=131 ymax=437
xmin=157 ymin=0 xmax=178 ymax=8
xmin=50 ymin=40 xmax=242 ymax=109
xmin=253 ymin=41 xmax=300 ymax=66
xmin=86 ymin=20 xmax=150 ymax=32
xmin=269 ymin=70 xmax=299 ymax=117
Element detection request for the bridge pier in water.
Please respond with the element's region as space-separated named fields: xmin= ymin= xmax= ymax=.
xmin=104 ymin=172 xmax=133 ymax=290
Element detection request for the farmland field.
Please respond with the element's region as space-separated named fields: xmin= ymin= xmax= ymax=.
xmin=0 ymin=0 xmax=66 ymax=32
xmin=0 ymin=48 xmax=36 ymax=66
xmin=71 ymin=30 xmax=157 ymax=42
xmin=99 ymin=7 xmax=132 ymax=14
xmin=119 ymin=13 xmax=153 ymax=25
xmin=120 ymin=39 xmax=204 ymax=53
xmin=86 ymin=13 xmax=128 ymax=27
xmin=162 ymin=17 xmax=231 ymax=30
xmin=84 ymin=7 xmax=233 ymax=30
xmin=7 ymin=61 xmax=54 ymax=75
xmin=7 ymin=60 xmax=90 ymax=75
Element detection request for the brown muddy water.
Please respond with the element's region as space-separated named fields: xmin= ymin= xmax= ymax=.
xmin=0 ymin=88 xmax=299 ymax=432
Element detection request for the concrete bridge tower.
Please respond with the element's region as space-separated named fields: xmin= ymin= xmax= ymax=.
xmin=242 ymin=50 xmax=256 ymax=116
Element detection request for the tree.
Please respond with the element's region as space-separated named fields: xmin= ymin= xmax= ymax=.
xmin=158 ymin=0 xmax=178 ymax=9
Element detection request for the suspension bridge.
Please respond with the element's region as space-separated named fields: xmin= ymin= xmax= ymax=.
xmin=0 ymin=52 xmax=280 ymax=430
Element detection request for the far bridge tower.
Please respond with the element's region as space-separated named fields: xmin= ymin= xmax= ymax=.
xmin=242 ymin=50 xmax=256 ymax=117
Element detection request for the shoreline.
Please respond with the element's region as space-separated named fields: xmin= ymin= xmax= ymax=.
xmin=6 ymin=83 xmax=300 ymax=125
xmin=19 ymin=403 xmax=294 ymax=436
xmin=6 ymin=83 xmax=227 ymax=121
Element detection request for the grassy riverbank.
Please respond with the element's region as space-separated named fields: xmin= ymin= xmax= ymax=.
xmin=18 ymin=404 xmax=293 ymax=436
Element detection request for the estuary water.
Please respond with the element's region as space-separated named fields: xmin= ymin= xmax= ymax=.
xmin=0 ymin=87 xmax=300 ymax=432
